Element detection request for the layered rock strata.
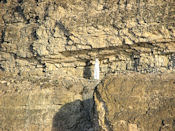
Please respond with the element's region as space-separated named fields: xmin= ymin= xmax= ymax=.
xmin=0 ymin=0 xmax=175 ymax=131
xmin=0 ymin=0 xmax=175 ymax=78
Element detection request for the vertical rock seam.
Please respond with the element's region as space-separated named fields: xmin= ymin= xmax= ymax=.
xmin=94 ymin=86 xmax=112 ymax=131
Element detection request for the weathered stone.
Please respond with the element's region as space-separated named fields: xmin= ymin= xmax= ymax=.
xmin=0 ymin=0 xmax=175 ymax=77
xmin=0 ymin=0 xmax=175 ymax=130
xmin=94 ymin=73 xmax=175 ymax=131
xmin=0 ymin=73 xmax=96 ymax=131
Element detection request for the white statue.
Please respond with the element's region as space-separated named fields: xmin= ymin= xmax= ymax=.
xmin=94 ymin=58 xmax=100 ymax=80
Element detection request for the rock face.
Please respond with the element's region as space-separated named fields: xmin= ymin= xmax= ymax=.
xmin=0 ymin=0 xmax=175 ymax=130
xmin=94 ymin=73 xmax=175 ymax=131
xmin=0 ymin=71 xmax=97 ymax=131
xmin=0 ymin=0 xmax=175 ymax=78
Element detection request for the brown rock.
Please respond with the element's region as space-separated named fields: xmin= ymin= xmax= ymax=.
xmin=0 ymin=73 xmax=96 ymax=131
xmin=0 ymin=0 xmax=175 ymax=130
xmin=0 ymin=0 xmax=175 ymax=77
xmin=94 ymin=73 xmax=175 ymax=131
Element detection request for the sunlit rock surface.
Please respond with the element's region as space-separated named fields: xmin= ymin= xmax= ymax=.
xmin=94 ymin=73 xmax=175 ymax=131
xmin=0 ymin=0 xmax=175 ymax=77
xmin=0 ymin=0 xmax=175 ymax=130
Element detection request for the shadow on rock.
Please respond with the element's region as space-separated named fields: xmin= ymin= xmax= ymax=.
xmin=83 ymin=60 xmax=92 ymax=79
xmin=52 ymin=99 xmax=94 ymax=131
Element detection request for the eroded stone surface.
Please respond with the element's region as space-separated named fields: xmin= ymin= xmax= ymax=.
xmin=0 ymin=0 xmax=175 ymax=130
xmin=0 ymin=71 xmax=97 ymax=131
xmin=94 ymin=73 xmax=175 ymax=131
xmin=0 ymin=0 xmax=175 ymax=78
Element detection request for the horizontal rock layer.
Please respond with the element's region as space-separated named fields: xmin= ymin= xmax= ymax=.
xmin=0 ymin=0 xmax=175 ymax=79
xmin=0 ymin=0 xmax=175 ymax=131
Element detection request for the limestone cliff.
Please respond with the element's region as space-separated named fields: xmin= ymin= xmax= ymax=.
xmin=0 ymin=0 xmax=175 ymax=131
xmin=1 ymin=0 xmax=175 ymax=77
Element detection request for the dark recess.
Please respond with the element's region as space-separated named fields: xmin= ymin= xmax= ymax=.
xmin=133 ymin=57 xmax=140 ymax=71
xmin=14 ymin=54 xmax=17 ymax=59
xmin=35 ymin=16 xmax=39 ymax=23
xmin=15 ymin=6 xmax=23 ymax=13
xmin=1 ymin=30 xmax=5 ymax=44
xmin=15 ymin=5 xmax=29 ymax=24
xmin=0 ymin=0 xmax=7 ymax=4
xmin=83 ymin=60 xmax=92 ymax=79
xmin=171 ymin=55 xmax=175 ymax=68
xmin=18 ymin=0 xmax=23 ymax=4
xmin=32 ymin=29 xmax=38 ymax=40
xmin=0 ymin=64 xmax=5 ymax=71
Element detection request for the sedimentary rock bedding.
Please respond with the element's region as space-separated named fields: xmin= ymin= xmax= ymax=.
xmin=0 ymin=0 xmax=175 ymax=130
